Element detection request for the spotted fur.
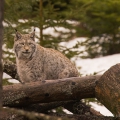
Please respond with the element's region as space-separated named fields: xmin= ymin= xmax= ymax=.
xmin=13 ymin=30 xmax=79 ymax=83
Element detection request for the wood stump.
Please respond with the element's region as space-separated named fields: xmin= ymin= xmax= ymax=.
xmin=95 ymin=63 xmax=120 ymax=116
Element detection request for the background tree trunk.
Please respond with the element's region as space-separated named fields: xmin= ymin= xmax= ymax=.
xmin=40 ymin=0 xmax=43 ymax=42
xmin=0 ymin=0 xmax=4 ymax=108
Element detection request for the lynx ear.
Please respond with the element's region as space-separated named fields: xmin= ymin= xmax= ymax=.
xmin=15 ymin=29 xmax=22 ymax=40
xmin=30 ymin=29 xmax=35 ymax=41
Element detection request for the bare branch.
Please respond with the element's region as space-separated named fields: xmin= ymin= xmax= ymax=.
xmin=0 ymin=107 xmax=72 ymax=120
xmin=0 ymin=107 xmax=119 ymax=120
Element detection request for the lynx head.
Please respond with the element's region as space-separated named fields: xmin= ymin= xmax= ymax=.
xmin=13 ymin=29 xmax=37 ymax=60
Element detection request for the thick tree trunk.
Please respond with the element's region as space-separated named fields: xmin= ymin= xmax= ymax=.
xmin=95 ymin=63 xmax=120 ymax=116
xmin=3 ymin=75 xmax=100 ymax=107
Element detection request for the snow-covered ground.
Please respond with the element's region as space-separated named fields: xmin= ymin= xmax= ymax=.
xmin=76 ymin=54 xmax=120 ymax=76
xmin=90 ymin=102 xmax=113 ymax=116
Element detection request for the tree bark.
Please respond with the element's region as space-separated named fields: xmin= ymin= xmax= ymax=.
xmin=95 ymin=63 xmax=120 ymax=116
xmin=3 ymin=75 xmax=100 ymax=107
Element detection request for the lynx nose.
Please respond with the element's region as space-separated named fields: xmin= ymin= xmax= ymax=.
xmin=24 ymin=46 xmax=29 ymax=52
xmin=25 ymin=49 xmax=28 ymax=52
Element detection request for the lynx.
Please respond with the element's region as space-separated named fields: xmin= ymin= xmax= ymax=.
xmin=13 ymin=30 xmax=79 ymax=83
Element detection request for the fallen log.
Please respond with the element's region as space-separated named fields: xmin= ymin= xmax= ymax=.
xmin=3 ymin=61 xmax=110 ymax=115
xmin=3 ymin=61 xmax=103 ymax=116
xmin=3 ymin=75 xmax=100 ymax=107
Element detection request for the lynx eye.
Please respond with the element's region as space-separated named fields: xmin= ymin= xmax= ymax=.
xmin=20 ymin=43 xmax=24 ymax=45
xmin=28 ymin=43 xmax=32 ymax=45
xmin=28 ymin=43 xmax=34 ymax=46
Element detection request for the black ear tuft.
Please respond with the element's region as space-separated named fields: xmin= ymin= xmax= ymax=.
xmin=30 ymin=29 xmax=35 ymax=41
xmin=15 ymin=29 xmax=17 ymax=32
xmin=34 ymin=28 xmax=35 ymax=32
xmin=15 ymin=30 xmax=22 ymax=40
